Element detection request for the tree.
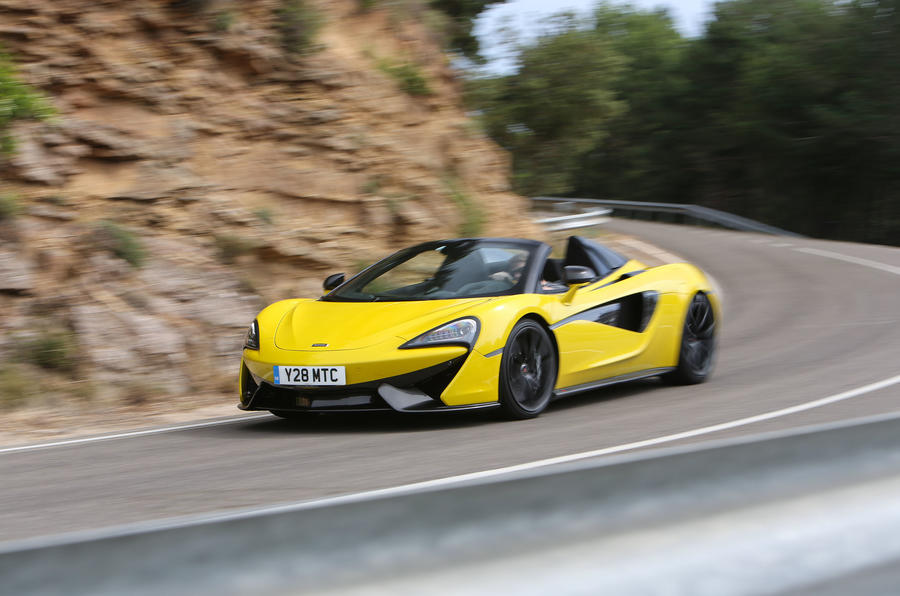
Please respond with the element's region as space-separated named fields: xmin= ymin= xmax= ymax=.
xmin=471 ymin=15 xmax=625 ymax=195
xmin=429 ymin=0 xmax=507 ymax=62
xmin=468 ymin=0 xmax=900 ymax=244
xmin=680 ymin=0 xmax=900 ymax=242
xmin=573 ymin=3 xmax=688 ymax=202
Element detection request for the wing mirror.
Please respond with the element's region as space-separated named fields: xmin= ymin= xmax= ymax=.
xmin=323 ymin=273 xmax=345 ymax=291
xmin=563 ymin=265 xmax=596 ymax=286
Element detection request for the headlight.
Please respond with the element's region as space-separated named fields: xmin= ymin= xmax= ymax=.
xmin=244 ymin=320 xmax=260 ymax=351
xmin=401 ymin=317 xmax=480 ymax=349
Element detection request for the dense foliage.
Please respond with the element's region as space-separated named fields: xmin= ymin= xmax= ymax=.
xmin=470 ymin=0 xmax=900 ymax=245
xmin=471 ymin=15 xmax=625 ymax=195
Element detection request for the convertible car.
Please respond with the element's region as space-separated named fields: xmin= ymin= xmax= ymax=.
xmin=238 ymin=236 xmax=719 ymax=419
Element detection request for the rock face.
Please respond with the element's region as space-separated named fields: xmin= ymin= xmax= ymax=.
xmin=0 ymin=0 xmax=541 ymax=407
xmin=0 ymin=247 xmax=34 ymax=294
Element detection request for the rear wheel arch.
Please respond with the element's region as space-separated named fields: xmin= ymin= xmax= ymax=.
xmin=664 ymin=290 xmax=717 ymax=385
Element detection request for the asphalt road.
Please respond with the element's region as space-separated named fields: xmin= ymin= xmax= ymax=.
xmin=2 ymin=220 xmax=899 ymax=543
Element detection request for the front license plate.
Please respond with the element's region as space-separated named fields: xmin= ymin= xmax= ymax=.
xmin=274 ymin=366 xmax=346 ymax=386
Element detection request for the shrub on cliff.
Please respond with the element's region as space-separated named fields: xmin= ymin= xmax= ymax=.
xmin=0 ymin=363 xmax=35 ymax=410
xmin=445 ymin=178 xmax=484 ymax=237
xmin=378 ymin=59 xmax=432 ymax=96
xmin=93 ymin=221 xmax=147 ymax=268
xmin=0 ymin=52 xmax=53 ymax=154
xmin=277 ymin=0 xmax=323 ymax=55
xmin=0 ymin=194 xmax=22 ymax=220
xmin=24 ymin=328 xmax=79 ymax=374
xmin=213 ymin=233 xmax=258 ymax=264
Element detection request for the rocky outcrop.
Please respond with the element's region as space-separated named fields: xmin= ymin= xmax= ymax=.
xmin=0 ymin=247 xmax=34 ymax=294
xmin=0 ymin=0 xmax=541 ymax=408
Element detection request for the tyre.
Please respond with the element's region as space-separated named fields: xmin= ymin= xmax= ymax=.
xmin=665 ymin=292 xmax=716 ymax=385
xmin=499 ymin=319 xmax=558 ymax=419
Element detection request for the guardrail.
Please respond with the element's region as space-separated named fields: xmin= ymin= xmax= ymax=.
xmin=533 ymin=208 xmax=611 ymax=231
xmin=533 ymin=197 xmax=804 ymax=237
xmin=4 ymin=412 xmax=900 ymax=595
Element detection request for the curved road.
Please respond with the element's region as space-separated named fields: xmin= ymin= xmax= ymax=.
xmin=2 ymin=220 xmax=899 ymax=542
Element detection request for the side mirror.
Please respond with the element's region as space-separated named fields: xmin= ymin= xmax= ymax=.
xmin=563 ymin=265 xmax=596 ymax=286
xmin=323 ymin=273 xmax=345 ymax=291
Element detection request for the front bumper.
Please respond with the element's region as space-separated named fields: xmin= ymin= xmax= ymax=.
xmin=239 ymin=352 xmax=500 ymax=413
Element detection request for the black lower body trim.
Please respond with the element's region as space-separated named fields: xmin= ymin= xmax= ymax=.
xmin=553 ymin=367 xmax=675 ymax=398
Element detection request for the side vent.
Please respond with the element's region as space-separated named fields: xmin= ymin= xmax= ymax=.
xmin=551 ymin=290 xmax=659 ymax=333
xmin=639 ymin=291 xmax=659 ymax=332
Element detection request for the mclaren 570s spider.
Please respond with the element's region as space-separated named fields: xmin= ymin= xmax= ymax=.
xmin=238 ymin=236 xmax=719 ymax=419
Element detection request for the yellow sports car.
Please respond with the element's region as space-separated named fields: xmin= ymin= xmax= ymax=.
xmin=238 ymin=236 xmax=719 ymax=419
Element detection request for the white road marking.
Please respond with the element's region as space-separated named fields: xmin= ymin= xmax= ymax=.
xmin=5 ymin=372 xmax=898 ymax=468
xmin=122 ymin=373 xmax=900 ymax=525
xmin=0 ymin=414 xmax=270 ymax=455
xmin=331 ymin=373 xmax=900 ymax=494
xmin=772 ymin=242 xmax=794 ymax=248
xmin=795 ymin=247 xmax=900 ymax=276
xmin=615 ymin=237 xmax=683 ymax=265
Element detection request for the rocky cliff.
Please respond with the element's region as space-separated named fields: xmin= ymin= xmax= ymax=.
xmin=0 ymin=0 xmax=539 ymax=411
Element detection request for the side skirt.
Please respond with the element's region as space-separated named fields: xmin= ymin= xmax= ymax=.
xmin=552 ymin=367 xmax=676 ymax=399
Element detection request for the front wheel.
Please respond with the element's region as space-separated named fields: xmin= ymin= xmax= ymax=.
xmin=665 ymin=292 xmax=716 ymax=385
xmin=499 ymin=319 xmax=558 ymax=419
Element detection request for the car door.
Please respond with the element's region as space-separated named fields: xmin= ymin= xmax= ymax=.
xmin=542 ymin=237 xmax=668 ymax=391
xmin=548 ymin=272 xmax=660 ymax=391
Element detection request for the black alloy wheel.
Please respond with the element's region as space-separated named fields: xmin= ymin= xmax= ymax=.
xmin=499 ymin=319 xmax=558 ymax=419
xmin=666 ymin=292 xmax=716 ymax=385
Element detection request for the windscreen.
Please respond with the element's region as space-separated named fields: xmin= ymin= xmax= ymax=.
xmin=324 ymin=241 xmax=535 ymax=301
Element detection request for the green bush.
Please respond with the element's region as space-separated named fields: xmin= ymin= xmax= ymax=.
xmin=0 ymin=193 xmax=21 ymax=220
xmin=95 ymin=221 xmax=146 ymax=268
xmin=0 ymin=363 xmax=34 ymax=410
xmin=24 ymin=328 xmax=79 ymax=374
xmin=0 ymin=52 xmax=53 ymax=154
xmin=378 ymin=59 xmax=432 ymax=96
xmin=277 ymin=0 xmax=323 ymax=55
xmin=213 ymin=11 xmax=235 ymax=32
xmin=445 ymin=178 xmax=483 ymax=237
xmin=213 ymin=233 xmax=257 ymax=264
xmin=360 ymin=177 xmax=381 ymax=195
xmin=254 ymin=208 xmax=273 ymax=225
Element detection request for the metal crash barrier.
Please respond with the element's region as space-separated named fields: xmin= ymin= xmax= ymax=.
xmin=533 ymin=197 xmax=804 ymax=237
xmin=4 ymin=412 xmax=900 ymax=594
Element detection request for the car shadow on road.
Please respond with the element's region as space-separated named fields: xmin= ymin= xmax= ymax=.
xmin=232 ymin=378 xmax=669 ymax=436
xmin=546 ymin=377 xmax=668 ymax=413
xmin=232 ymin=408 xmax=499 ymax=436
